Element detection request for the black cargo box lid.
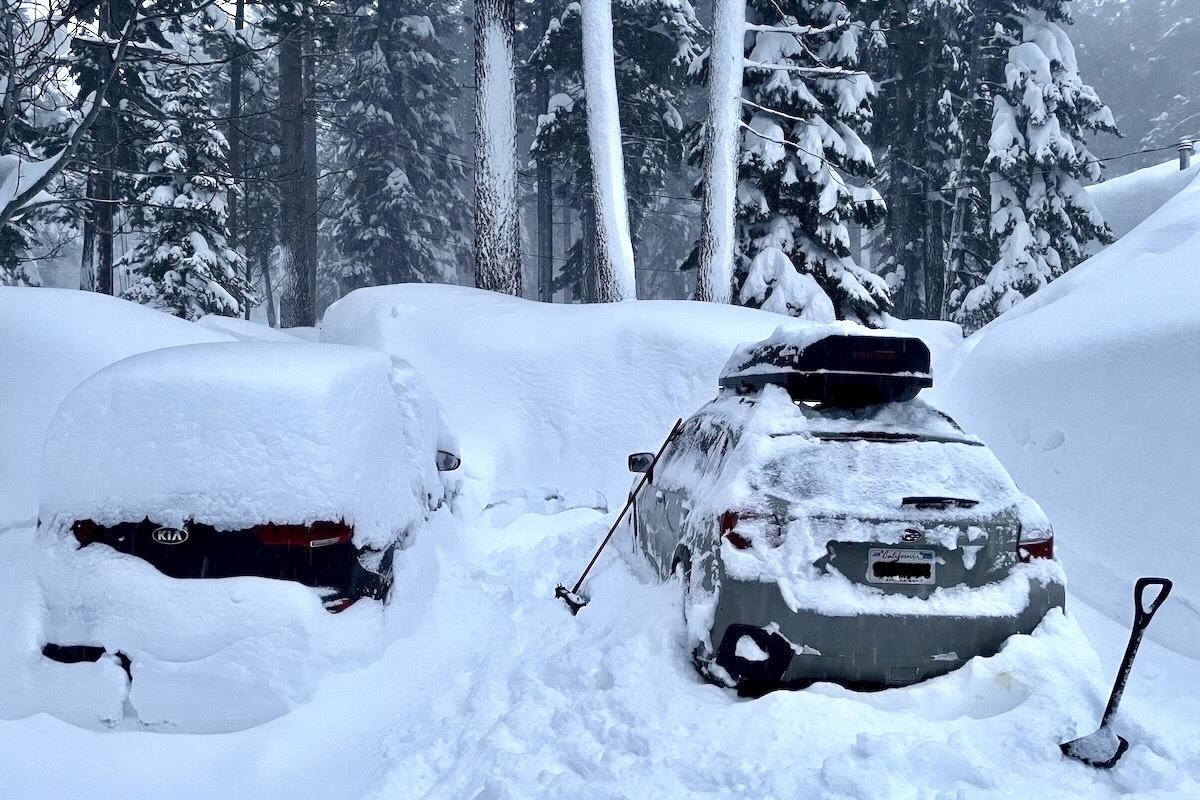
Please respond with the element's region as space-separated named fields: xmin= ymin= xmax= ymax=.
xmin=719 ymin=326 xmax=932 ymax=407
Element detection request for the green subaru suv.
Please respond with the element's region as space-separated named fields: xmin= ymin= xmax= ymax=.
xmin=626 ymin=325 xmax=1065 ymax=694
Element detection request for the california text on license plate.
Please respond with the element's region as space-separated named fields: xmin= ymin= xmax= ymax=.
xmin=867 ymin=548 xmax=936 ymax=585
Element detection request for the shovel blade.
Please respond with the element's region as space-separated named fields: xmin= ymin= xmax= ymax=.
xmin=1060 ymin=726 xmax=1130 ymax=769
xmin=554 ymin=584 xmax=588 ymax=615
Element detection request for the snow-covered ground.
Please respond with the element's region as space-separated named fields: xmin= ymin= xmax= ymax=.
xmin=2 ymin=164 xmax=1199 ymax=797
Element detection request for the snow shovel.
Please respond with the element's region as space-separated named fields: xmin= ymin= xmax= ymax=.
xmin=1060 ymin=576 xmax=1172 ymax=768
xmin=555 ymin=418 xmax=684 ymax=615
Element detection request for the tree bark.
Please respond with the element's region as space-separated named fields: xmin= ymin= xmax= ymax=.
xmin=278 ymin=27 xmax=314 ymax=327
xmin=473 ymin=0 xmax=522 ymax=295
xmin=580 ymin=0 xmax=635 ymax=302
xmin=79 ymin=179 xmax=96 ymax=291
xmin=535 ymin=0 xmax=554 ymax=303
xmin=230 ymin=0 xmax=247 ymax=317
xmin=696 ymin=0 xmax=744 ymax=304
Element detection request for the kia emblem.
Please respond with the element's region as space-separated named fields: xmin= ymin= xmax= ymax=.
xmin=151 ymin=527 xmax=189 ymax=545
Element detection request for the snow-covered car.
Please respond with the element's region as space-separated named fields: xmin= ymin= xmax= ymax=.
xmin=36 ymin=342 xmax=457 ymax=681
xmin=627 ymin=324 xmax=1066 ymax=694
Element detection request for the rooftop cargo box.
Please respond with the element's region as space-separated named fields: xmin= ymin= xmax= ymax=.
xmin=719 ymin=326 xmax=932 ymax=408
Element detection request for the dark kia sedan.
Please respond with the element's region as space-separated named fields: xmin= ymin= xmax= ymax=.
xmin=36 ymin=341 xmax=460 ymax=671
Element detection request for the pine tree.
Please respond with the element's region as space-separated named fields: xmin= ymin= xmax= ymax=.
xmin=733 ymin=0 xmax=888 ymax=323
xmin=868 ymin=0 xmax=970 ymax=320
xmin=531 ymin=0 xmax=701 ymax=301
xmin=329 ymin=0 xmax=469 ymax=291
xmin=949 ymin=0 xmax=1116 ymax=331
xmin=119 ymin=14 xmax=252 ymax=319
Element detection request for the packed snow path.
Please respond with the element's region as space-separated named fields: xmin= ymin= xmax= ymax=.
xmin=2 ymin=501 xmax=1196 ymax=798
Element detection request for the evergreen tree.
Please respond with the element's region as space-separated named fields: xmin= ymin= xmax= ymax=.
xmin=868 ymin=0 xmax=970 ymax=319
xmin=329 ymin=0 xmax=469 ymax=290
xmin=949 ymin=0 xmax=1116 ymax=331
xmin=733 ymin=0 xmax=888 ymax=323
xmin=119 ymin=14 xmax=252 ymax=319
xmin=531 ymin=0 xmax=701 ymax=301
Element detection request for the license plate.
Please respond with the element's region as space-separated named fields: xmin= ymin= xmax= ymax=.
xmin=867 ymin=548 xmax=936 ymax=585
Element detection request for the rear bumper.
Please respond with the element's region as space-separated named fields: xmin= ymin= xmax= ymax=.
xmin=705 ymin=573 xmax=1065 ymax=691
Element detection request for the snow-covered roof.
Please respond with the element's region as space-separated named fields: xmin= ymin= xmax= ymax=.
xmin=38 ymin=341 xmax=442 ymax=549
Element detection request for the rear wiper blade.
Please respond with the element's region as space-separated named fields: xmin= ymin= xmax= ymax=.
xmin=814 ymin=431 xmax=920 ymax=442
xmin=902 ymin=496 xmax=979 ymax=509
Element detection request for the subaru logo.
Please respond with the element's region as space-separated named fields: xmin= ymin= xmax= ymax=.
xmin=151 ymin=527 xmax=188 ymax=545
xmin=901 ymin=528 xmax=924 ymax=543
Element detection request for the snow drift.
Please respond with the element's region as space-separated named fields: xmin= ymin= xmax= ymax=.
xmin=938 ymin=166 xmax=1200 ymax=659
xmin=320 ymin=284 xmax=797 ymax=513
xmin=0 ymin=288 xmax=232 ymax=527
xmin=1087 ymin=158 xmax=1200 ymax=240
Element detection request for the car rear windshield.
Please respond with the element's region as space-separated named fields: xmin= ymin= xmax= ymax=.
xmin=756 ymin=435 xmax=1021 ymax=518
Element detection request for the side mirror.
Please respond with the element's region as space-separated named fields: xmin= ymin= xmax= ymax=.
xmin=627 ymin=452 xmax=654 ymax=474
xmin=436 ymin=450 xmax=461 ymax=472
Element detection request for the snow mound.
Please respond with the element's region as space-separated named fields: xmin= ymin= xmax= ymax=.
xmin=938 ymin=166 xmax=1200 ymax=658
xmin=195 ymin=314 xmax=306 ymax=342
xmin=39 ymin=342 xmax=441 ymax=549
xmin=320 ymin=284 xmax=799 ymax=513
xmin=1088 ymin=158 xmax=1200 ymax=240
xmin=0 ymin=288 xmax=232 ymax=527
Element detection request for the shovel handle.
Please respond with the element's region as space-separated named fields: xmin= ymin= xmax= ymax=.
xmin=565 ymin=418 xmax=685 ymax=597
xmin=1099 ymin=576 xmax=1172 ymax=726
xmin=1134 ymin=577 xmax=1172 ymax=626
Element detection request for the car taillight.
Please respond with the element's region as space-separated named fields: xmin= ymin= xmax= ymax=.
xmin=719 ymin=510 xmax=784 ymax=550
xmin=1018 ymin=526 xmax=1054 ymax=562
xmin=323 ymin=597 xmax=356 ymax=613
xmin=72 ymin=519 xmax=97 ymax=544
xmin=255 ymin=521 xmax=353 ymax=548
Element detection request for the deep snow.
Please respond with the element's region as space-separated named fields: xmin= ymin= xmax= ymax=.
xmin=39 ymin=342 xmax=442 ymax=549
xmin=0 ymin=289 xmax=232 ymax=527
xmin=937 ymin=163 xmax=1200 ymax=662
xmin=2 ymin=163 xmax=1199 ymax=796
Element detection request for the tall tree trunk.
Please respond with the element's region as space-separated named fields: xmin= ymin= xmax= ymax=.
xmin=303 ymin=33 xmax=318 ymax=316
xmin=95 ymin=113 xmax=115 ymax=296
xmin=696 ymin=0 xmax=744 ymax=304
xmin=580 ymin=0 xmax=635 ymax=302
xmin=278 ymin=28 xmax=314 ymax=327
xmin=230 ymin=0 xmax=247 ymax=317
xmin=581 ymin=193 xmax=599 ymax=303
xmin=262 ymin=250 xmax=277 ymax=327
xmin=535 ymin=0 xmax=554 ymax=303
xmin=473 ymin=0 xmax=522 ymax=295
xmin=79 ymin=179 xmax=96 ymax=291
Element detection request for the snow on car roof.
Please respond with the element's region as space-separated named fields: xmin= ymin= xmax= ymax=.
xmin=0 ymin=288 xmax=233 ymax=526
xmin=38 ymin=341 xmax=441 ymax=548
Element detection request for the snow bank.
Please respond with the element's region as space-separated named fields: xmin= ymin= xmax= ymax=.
xmin=938 ymin=167 xmax=1200 ymax=658
xmin=321 ymin=284 xmax=798 ymax=513
xmin=196 ymin=313 xmax=306 ymax=342
xmin=39 ymin=342 xmax=441 ymax=549
xmin=0 ymin=288 xmax=231 ymax=527
xmin=14 ymin=507 xmax=455 ymax=733
xmin=1088 ymin=158 xmax=1200 ymax=240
